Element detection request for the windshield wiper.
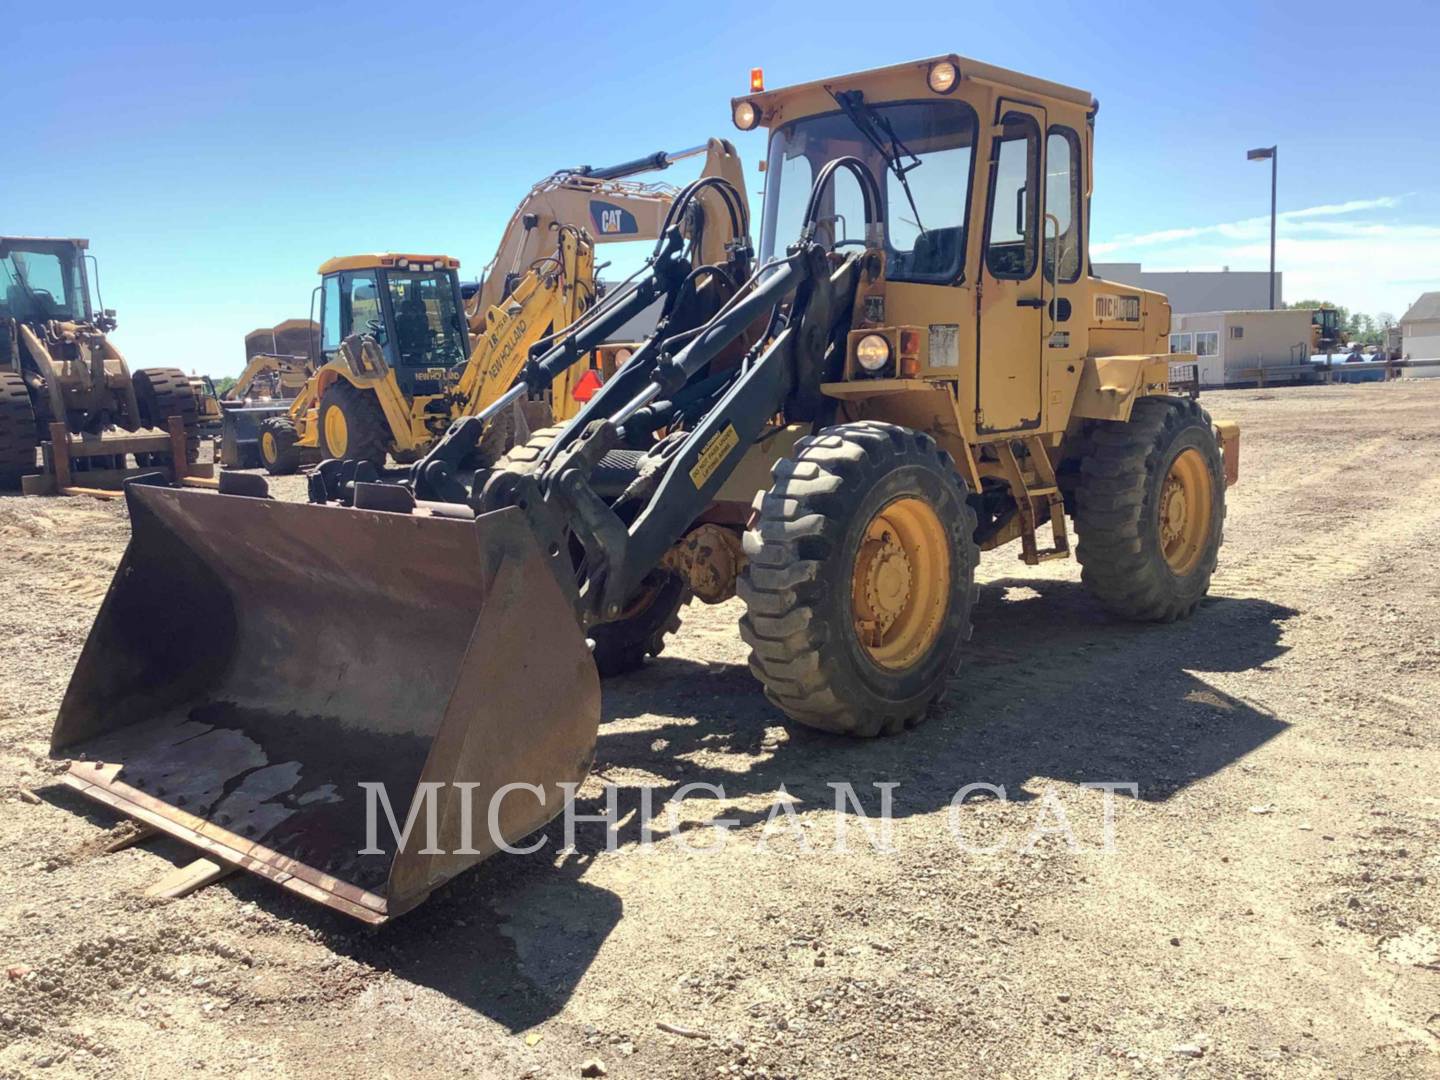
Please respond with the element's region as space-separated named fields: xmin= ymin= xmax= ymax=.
xmin=830 ymin=89 xmax=927 ymax=237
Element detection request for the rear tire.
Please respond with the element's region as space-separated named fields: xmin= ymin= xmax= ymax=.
xmin=739 ymin=421 xmax=978 ymax=737
xmin=259 ymin=417 xmax=302 ymax=475
xmin=0 ymin=373 xmax=38 ymax=487
xmin=318 ymin=382 xmax=389 ymax=465
xmin=133 ymin=368 xmax=200 ymax=463
xmin=1074 ymin=396 xmax=1225 ymax=621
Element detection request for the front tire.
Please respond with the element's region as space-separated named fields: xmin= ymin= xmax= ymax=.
xmin=1074 ymin=396 xmax=1225 ymax=621
xmin=590 ymin=571 xmax=688 ymax=677
xmin=318 ymin=382 xmax=389 ymax=465
xmin=258 ymin=417 xmax=302 ymax=475
xmin=739 ymin=421 xmax=978 ymax=737
xmin=0 ymin=373 xmax=38 ymax=487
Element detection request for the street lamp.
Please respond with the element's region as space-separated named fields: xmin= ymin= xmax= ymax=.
xmin=1247 ymin=145 xmax=1277 ymax=309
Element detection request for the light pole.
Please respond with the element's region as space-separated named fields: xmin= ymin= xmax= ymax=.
xmin=1247 ymin=145 xmax=1277 ymax=309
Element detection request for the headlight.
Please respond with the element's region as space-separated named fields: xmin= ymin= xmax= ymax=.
xmin=733 ymin=100 xmax=759 ymax=131
xmin=928 ymin=60 xmax=958 ymax=94
xmin=856 ymin=334 xmax=891 ymax=373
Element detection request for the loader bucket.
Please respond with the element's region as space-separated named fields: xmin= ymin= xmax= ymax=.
xmin=51 ymin=485 xmax=600 ymax=923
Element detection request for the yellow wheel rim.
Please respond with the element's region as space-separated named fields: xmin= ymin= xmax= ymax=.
xmin=851 ymin=496 xmax=950 ymax=670
xmin=323 ymin=404 xmax=348 ymax=457
xmin=1159 ymin=447 xmax=1213 ymax=575
xmin=261 ymin=430 xmax=277 ymax=463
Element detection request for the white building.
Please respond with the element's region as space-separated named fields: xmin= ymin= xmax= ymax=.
xmin=1094 ymin=262 xmax=1280 ymax=314
xmin=1399 ymin=293 xmax=1440 ymax=360
xmin=1170 ymin=309 xmax=1314 ymax=387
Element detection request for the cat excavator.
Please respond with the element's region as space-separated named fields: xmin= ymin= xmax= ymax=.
xmin=51 ymin=56 xmax=1238 ymax=924
xmin=252 ymin=139 xmax=747 ymax=473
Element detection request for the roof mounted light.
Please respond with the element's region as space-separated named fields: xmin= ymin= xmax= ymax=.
xmin=928 ymin=59 xmax=958 ymax=94
xmin=750 ymin=67 xmax=764 ymax=93
xmin=733 ymin=100 xmax=759 ymax=131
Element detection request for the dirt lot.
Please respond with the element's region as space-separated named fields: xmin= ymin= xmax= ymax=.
xmin=1 ymin=381 xmax=1436 ymax=1079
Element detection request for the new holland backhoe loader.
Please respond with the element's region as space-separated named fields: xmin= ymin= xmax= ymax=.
xmin=52 ymin=57 xmax=1237 ymax=923
xmin=1 ymin=237 xmax=204 ymax=490
xmin=250 ymin=139 xmax=748 ymax=474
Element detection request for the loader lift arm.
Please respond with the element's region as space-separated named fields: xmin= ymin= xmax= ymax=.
xmin=479 ymin=159 xmax=883 ymax=626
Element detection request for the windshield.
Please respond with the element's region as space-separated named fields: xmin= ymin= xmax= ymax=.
xmin=760 ymin=99 xmax=978 ymax=284
xmin=0 ymin=243 xmax=87 ymax=322
xmin=384 ymin=270 xmax=467 ymax=368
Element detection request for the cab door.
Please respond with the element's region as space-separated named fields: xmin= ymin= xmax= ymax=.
xmin=976 ymin=102 xmax=1046 ymax=434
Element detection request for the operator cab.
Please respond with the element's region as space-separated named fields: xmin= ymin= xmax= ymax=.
xmin=0 ymin=237 xmax=95 ymax=326
xmin=315 ymin=254 xmax=470 ymax=394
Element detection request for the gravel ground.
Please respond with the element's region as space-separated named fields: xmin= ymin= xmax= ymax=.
xmin=0 ymin=381 xmax=1436 ymax=1079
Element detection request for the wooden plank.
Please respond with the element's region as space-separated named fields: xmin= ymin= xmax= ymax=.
xmin=49 ymin=422 xmax=71 ymax=489
xmin=178 ymin=476 xmax=220 ymax=489
xmin=144 ymin=857 xmax=235 ymax=900
xmin=167 ymin=415 xmax=189 ymax=477
xmin=104 ymin=822 xmax=160 ymax=853
xmin=58 ymin=486 xmax=125 ymax=500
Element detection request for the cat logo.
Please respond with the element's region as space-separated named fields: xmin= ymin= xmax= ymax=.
xmin=590 ymin=200 xmax=639 ymax=236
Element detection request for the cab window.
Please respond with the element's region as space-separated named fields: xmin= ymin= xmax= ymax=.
xmin=985 ymin=112 xmax=1039 ymax=280
xmin=1044 ymin=127 xmax=1082 ymax=283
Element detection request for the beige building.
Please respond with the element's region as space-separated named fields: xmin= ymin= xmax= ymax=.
xmin=1399 ymin=293 xmax=1440 ymax=359
xmin=1169 ymin=309 xmax=1314 ymax=387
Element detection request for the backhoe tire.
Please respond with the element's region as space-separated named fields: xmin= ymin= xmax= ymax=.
xmin=0 ymin=373 xmax=39 ymax=487
xmin=133 ymin=367 xmax=200 ymax=463
xmin=471 ymin=398 xmax=554 ymax=470
xmin=258 ymin=417 xmax=303 ymax=475
xmin=590 ymin=571 xmax=688 ymax=678
xmin=739 ymin=421 xmax=978 ymax=737
xmin=1074 ymin=395 xmax=1225 ymax=622
xmin=318 ymin=382 xmax=389 ymax=466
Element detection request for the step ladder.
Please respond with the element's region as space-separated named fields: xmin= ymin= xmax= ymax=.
xmin=994 ymin=437 xmax=1070 ymax=565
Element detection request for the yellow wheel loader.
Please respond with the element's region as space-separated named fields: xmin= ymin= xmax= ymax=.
xmin=1 ymin=237 xmax=204 ymax=489
xmin=51 ymin=58 xmax=1238 ymax=923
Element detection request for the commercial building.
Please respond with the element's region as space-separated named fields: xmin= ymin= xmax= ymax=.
xmin=1094 ymin=262 xmax=1281 ymax=314
xmin=1169 ymin=309 xmax=1314 ymax=387
xmin=1399 ymin=293 xmax=1440 ymax=359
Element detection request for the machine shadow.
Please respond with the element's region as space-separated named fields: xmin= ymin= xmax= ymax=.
xmin=287 ymin=574 xmax=1296 ymax=1032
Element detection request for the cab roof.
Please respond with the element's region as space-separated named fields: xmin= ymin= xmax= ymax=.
xmin=735 ymin=54 xmax=1095 ymax=121
xmin=317 ymin=253 xmax=459 ymax=275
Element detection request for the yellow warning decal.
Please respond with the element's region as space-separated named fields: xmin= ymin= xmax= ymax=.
xmin=689 ymin=423 xmax=739 ymax=489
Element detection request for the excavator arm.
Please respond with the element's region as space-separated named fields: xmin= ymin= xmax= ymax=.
xmin=467 ymin=138 xmax=748 ymax=321
xmin=452 ymin=224 xmax=595 ymax=417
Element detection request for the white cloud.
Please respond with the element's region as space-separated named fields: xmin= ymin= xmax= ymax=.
xmin=1092 ymin=194 xmax=1438 ymax=314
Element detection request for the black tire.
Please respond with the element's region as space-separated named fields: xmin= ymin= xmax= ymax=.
xmin=258 ymin=417 xmax=303 ymax=475
xmin=317 ymin=381 xmax=390 ymax=465
xmin=1074 ymin=396 xmax=1225 ymax=622
xmin=0 ymin=373 xmax=39 ymax=487
xmin=133 ymin=367 xmax=200 ymax=463
xmin=471 ymin=398 xmax=554 ymax=470
xmin=738 ymin=421 xmax=979 ymax=737
xmin=590 ymin=571 xmax=688 ymax=677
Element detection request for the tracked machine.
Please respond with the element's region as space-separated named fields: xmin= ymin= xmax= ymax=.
xmin=53 ymin=57 xmax=1237 ymax=922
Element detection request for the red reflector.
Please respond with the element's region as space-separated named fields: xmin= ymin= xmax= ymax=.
xmin=572 ymin=368 xmax=603 ymax=401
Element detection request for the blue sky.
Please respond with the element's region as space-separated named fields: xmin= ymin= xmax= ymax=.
xmin=8 ymin=1 xmax=1437 ymax=376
